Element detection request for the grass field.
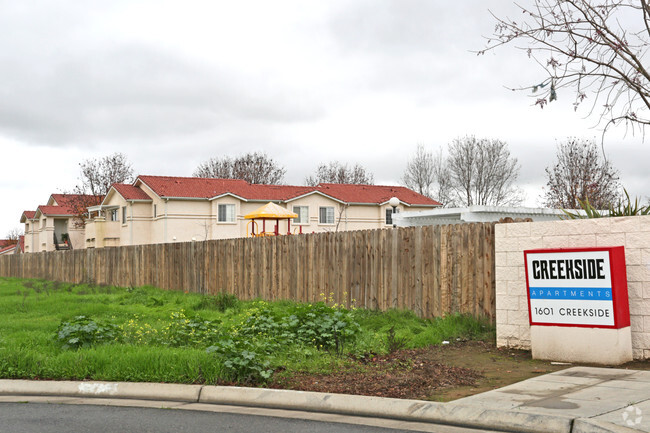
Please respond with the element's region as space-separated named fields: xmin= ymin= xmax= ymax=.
xmin=0 ymin=277 xmax=494 ymax=385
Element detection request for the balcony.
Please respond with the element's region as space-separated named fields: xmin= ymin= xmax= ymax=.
xmin=85 ymin=217 xmax=121 ymax=249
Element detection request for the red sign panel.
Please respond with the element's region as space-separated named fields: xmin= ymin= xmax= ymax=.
xmin=524 ymin=246 xmax=630 ymax=329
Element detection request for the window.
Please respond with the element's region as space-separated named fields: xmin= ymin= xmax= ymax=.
xmin=293 ymin=206 xmax=309 ymax=224
xmin=319 ymin=206 xmax=334 ymax=224
xmin=122 ymin=206 xmax=127 ymax=224
xmin=218 ymin=204 xmax=236 ymax=222
xmin=385 ymin=207 xmax=399 ymax=225
xmin=25 ymin=223 xmax=29 ymax=232
xmin=153 ymin=204 xmax=157 ymax=218
xmin=110 ymin=209 xmax=118 ymax=222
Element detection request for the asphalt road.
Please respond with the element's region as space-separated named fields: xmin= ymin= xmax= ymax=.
xmin=0 ymin=402 xmax=500 ymax=433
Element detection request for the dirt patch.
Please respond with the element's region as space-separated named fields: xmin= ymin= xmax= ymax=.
xmin=271 ymin=347 xmax=481 ymax=400
xmin=270 ymin=340 xmax=650 ymax=401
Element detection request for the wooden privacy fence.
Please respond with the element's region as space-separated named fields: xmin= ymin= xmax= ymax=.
xmin=0 ymin=223 xmax=496 ymax=321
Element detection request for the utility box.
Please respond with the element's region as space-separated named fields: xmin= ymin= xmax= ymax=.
xmin=524 ymin=246 xmax=632 ymax=365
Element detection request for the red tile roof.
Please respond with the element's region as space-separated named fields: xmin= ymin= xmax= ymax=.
xmin=36 ymin=194 xmax=103 ymax=217
xmin=0 ymin=243 xmax=16 ymax=254
xmin=316 ymin=183 xmax=441 ymax=206
xmin=50 ymin=194 xmax=102 ymax=207
xmin=21 ymin=211 xmax=37 ymax=220
xmin=136 ymin=176 xmax=313 ymax=201
xmin=246 ymin=184 xmax=316 ymax=201
xmin=135 ymin=175 xmax=440 ymax=206
xmin=0 ymin=239 xmax=15 ymax=248
xmin=112 ymin=184 xmax=152 ymax=201
xmin=37 ymin=205 xmax=76 ymax=216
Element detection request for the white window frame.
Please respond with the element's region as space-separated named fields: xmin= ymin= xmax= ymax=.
xmin=293 ymin=206 xmax=309 ymax=225
xmin=385 ymin=207 xmax=399 ymax=225
xmin=122 ymin=206 xmax=127 ymax=225
xmin=319 ymin=206 xmax=335 ymax=225
xmin=110 ymin=209 xmax=119 ymax=222
xmin=217 ymin=203 xmax=236 ymax=223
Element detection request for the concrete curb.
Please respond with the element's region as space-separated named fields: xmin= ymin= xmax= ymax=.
xmin=0 ymin=379 xmax=201 ymax=402
xmin=200 ymin=385 xmax=574 ymax=433
xmin=572 ymin=418 xmax=643 ymax=433
xmin=0 ymin=380 xmax=601 ymax=433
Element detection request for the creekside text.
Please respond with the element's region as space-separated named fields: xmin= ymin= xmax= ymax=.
xmin=532 ymin=258 xmax=605 ymax=280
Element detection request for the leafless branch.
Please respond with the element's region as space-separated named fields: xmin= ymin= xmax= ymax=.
xmin=481 ymin=0 xmax=650 ymax=136
xmin=444 ymin=136 xmax=523 ymax=207
xmin=194 ymin=152 xmax=286 ymax=185
xmin=304 ymin=161 xmax=374 ymax=186
xmin=543 ymin=137 xmax=621 ymax=208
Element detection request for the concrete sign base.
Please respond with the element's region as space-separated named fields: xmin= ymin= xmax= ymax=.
xmin=531 ymin=325 xmax=633 ymax=365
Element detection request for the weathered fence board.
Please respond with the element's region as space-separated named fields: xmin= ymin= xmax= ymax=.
xmin=0 ymin=223 xmax=497 ymax=321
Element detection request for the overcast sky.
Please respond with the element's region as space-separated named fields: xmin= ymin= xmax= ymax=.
xmin=1 ymin=1 xmax=648 ymax=236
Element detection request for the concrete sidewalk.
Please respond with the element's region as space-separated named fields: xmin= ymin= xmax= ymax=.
xmin=0 ymin=366 xmax=648 ymax=433
xmin=449 ymin=366 xmax=650 ymax=433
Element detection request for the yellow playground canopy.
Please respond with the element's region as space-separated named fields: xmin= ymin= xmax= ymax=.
xmin=244 ymin=202 xmax=297 ymax=220
xmin=244 ymin=202 xmax=300 ymax=237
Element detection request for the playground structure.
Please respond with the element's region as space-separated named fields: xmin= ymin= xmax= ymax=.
xmin=244 ymin=202 xmax=302 ymax=237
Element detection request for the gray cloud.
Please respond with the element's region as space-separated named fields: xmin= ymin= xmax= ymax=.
xmin=0 ymin=5 xmax=327 ymax=148
xmin=325 ymin=0 xmax=531 ymax=106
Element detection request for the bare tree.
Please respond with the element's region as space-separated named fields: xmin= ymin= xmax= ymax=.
xmin=445 ymin=136 xmax=523 ymax=207
xmin=68 ymin=152 xmax=135 ymax=227
xmin=401 ymin=144 xmax=451 ymax=205
xmin=76 ymin=152 xmax=134 ymax=197
xmin=402 ymin=144 xmax=436 ymax=197
xmin=193 ymin=152 xmax=285 ymax=184
xmin=480 ymin=0 xmax=650 ymax=136
xmin=543 ymin=138 xmax=621 ymax=209
xmin=304 ymin=161 xmax=374 ymax=185
xmin=432 ymin=154 xmax=453 ymax=207
xmin=193 ymin=157 xmax=233 ymax=179
xmin=5 ymin=228 xmax=23 ymax=243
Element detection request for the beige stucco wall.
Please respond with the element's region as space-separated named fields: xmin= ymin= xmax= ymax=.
xmin=283 ymin=195 xmax=433 ymax=234
xmin=25 ymin=216 xmax=83 ymax=252
xmin=67 ymin=224 xmax=85 ymax=249
xmin=23 ymin=221 xmax=36 ymax=253
xmin=129 ymin=202 xmax=152 ymax=246
xmin=84 ymin=218 xmax=98 ymax=248
xmin=138 ymin=197 xmax=435 ymax=243
xmin=159 ymin=198 xmax=213 ymax=242
xmin=76 ymin=181 xmax=440 ymax=248
xmin=284 ymin=195 xmax=343 ymax=234
xmin=37 ymin=215 xmax=51 ymax=252
xmin=495 ymin=216 xmax=650 ymax=360
xmin=86 ymin=191 xmax=156 ymax=247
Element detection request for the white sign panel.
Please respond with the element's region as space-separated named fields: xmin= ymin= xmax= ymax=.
xmin=525 ymin=250 xmax=615 ymax=327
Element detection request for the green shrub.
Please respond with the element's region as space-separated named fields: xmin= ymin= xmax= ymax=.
xmin=232 ymin=301 xmax=361 ymax=355
xmin=236 ymin=302 xmax=283 ymax=338
xmin=286 ymin=302 xmax=361 ymax=354
xmin=159 ymin=310 xmax=223 ymax=347
xmin=206 ymin=339 xmax=273 ymax=385
xmin=56 ymin=316 xmax=119 ymax=350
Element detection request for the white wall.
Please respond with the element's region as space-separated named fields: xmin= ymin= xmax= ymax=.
xmin=495 ymin=216 xmax=650 ymax=360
